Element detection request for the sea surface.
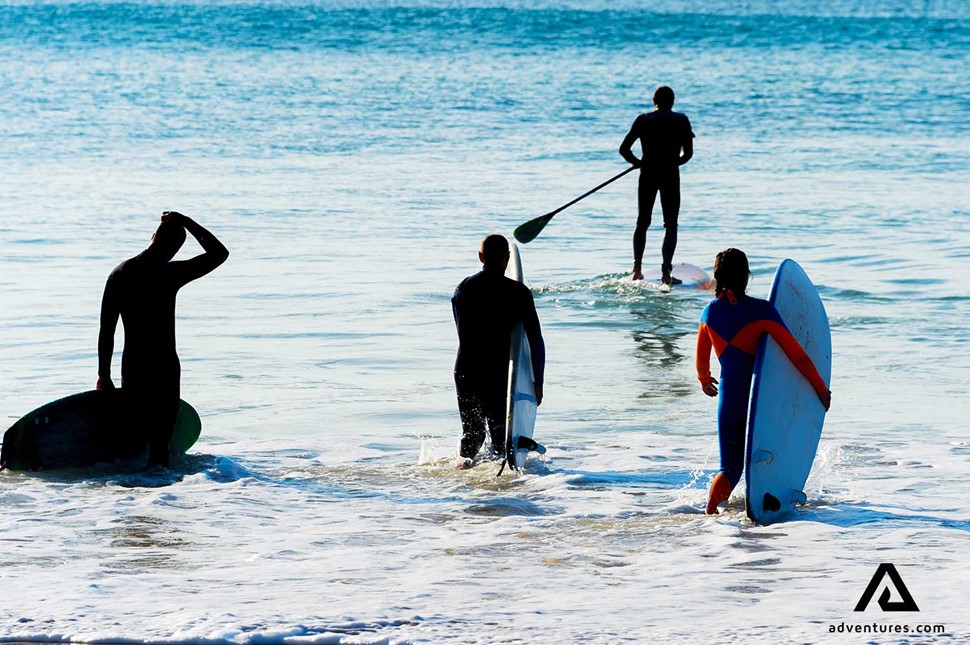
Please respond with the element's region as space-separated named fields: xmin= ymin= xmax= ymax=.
xmin=0 ymin=1 xmax=968 ymax=643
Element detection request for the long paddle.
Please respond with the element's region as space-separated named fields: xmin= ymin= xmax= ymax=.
xmin=513 ymin=166 xmax=636 ymax=244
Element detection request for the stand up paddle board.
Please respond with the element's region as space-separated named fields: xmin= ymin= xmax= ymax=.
xmin=504 ymin=243 xmax=544 ymax=471
xmin=745 ymin=260 xmax=831 ymax=524
xmin=1 ymin=390 xmax=202 ymax=472
xmin=651 ymin=263 xmax=713 ymax=291
xmin=621 ymin=263 xmax=712 ymax=291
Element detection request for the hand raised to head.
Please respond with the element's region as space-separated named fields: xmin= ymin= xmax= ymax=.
xmin=161 ymin=211 xmax=186 ymax=226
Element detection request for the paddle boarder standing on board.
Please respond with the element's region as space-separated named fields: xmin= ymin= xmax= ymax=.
xmin=696 ymin=249 xmax=831 ymax=514
xmin=619 ymin=85 xmax=694 ymax=285
xmin=452 ymin=234 xmax=546 ymax=466
xmin=97 ymin=212 xmax=229 ymax=468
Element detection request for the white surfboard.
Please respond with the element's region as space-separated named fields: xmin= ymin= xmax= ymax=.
xmin=504 ymin=243 xmax=539 ymax=471
xmin=650 ymin=263 xmax=713 ymax=291
xmin=621 ymin=263 xmax=712 ymax=291
xmin=746 ymin=260 xmax=831 ymax=525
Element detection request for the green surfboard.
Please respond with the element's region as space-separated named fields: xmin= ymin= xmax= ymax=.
xmin=1 ymin=390 xmax=201 ymax=472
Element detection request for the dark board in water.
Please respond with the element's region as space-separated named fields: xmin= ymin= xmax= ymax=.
xmin=1 ymin=390 xmax=202 ymax=471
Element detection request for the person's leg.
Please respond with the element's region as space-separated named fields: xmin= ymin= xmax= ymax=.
xmin=146 ymin=379 xmax=180 ymax=468
xmin=124 ymin=362 xmax=180 ymax=469
xmin=456 ymin=376 xmax=487 ymax=459
xmin=706 ymin=472 xmax=735 ymax=515
xmin=483 ymin=386 xmax=508 ymax=458
xmin=146 ymin=405 xmax=178 ymax=468
xmin=659 ymin=174 xmax=681 ymax=284
xmin=633 ymin=173 xmax=659 ymax=279
xmin=707 ymin=370 xmax=752 ymax=514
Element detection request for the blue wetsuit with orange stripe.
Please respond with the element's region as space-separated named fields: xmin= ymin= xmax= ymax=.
xmin=696 ymin=292 xmax=828 ymax=486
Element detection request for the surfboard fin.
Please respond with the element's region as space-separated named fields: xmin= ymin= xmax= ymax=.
xmin=763 ymin=492 xmax=782 ymax=512
xmin=515 ymin=436 xmax=546 ymax=454
xmin=790 ymin=489 xmax=808 ymax=505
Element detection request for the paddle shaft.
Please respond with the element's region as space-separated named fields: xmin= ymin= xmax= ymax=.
xmin=544 ymin=165 xmax=636 ymax=219
xmin=514 ymin=166 xmax=637 ymax=243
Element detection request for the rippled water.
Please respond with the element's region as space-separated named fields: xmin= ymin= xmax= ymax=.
xmin=1 ymin=1 xmax=968 ymax=643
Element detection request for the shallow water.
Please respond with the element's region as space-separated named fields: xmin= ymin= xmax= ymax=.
xmin=1 ymin=1 xmax=968 ymax=643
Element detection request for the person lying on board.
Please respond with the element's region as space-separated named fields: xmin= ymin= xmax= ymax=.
xmin=619 ymin=85 xmax=694 ymax=285
xmin=695 ymin=248 xmax=831 ymax=514
xmin=451 ymin=234 xmax=545 ymax=466
xmin=97 ymin=211 xmax=229 ymax=468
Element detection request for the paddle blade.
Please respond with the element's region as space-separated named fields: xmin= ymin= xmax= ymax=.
xmin=513 ymin=214 xmax=554 ymax=244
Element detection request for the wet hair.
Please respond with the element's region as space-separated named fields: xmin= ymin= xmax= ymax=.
xmin=152 ymin=220 xmax=186 ymax=259
xmin=480 ymin=233 xmax=510 ymax=265
xmin=653 ymin=85 xmax=675 ymax=109
xmin=713 ymin=248 xmax=750 ymax=297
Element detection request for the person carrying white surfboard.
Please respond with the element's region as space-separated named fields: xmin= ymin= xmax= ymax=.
xmin=695 ymin=248 xmax=831 ymax=515
xmin=619 ymin=85 xmax=694 ymax=285
xmin=97 ymin=211 xmax=229 ymax=468
xmin=451 ymin=234 xmax=545 ymax=463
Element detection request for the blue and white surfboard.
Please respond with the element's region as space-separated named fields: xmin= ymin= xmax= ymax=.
xmin=746 ymin=260 xmax=831 ymax=525
xmin=505 ymin=243 xmax=539 ymax=471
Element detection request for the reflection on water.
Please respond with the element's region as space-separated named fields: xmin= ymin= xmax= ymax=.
xmin=94 ymin=515 xmax=188 ymax=573
xmin=629 ymin=298 xmax=701 ymax=400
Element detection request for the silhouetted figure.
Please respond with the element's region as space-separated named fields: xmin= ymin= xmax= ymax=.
xmin=97 ymin=212 xmax=229 ymax=467
xmin=452 ymin=234 xmax=545 ymax=462
xmin=619 ymin=85 xmax=694 ymax=285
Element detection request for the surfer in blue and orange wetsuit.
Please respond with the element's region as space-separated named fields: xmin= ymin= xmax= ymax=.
xmin=97 ymin=212 xmax=229 ymax=468
xmin=696 ymin=248 xmax=831 ymax=514
xmin=452 ymin=234 xmax=546 ymax=465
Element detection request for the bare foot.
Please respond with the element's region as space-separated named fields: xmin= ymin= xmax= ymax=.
xmin=661 ymin=271 xmax=683 ymax=286
xmin=632 ymin=267 xmax=644 ymax=281
xmin=454 ymin=457 xmax=473 ymax=470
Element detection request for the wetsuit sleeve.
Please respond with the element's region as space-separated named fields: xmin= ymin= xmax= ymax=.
xmin=168 ymin=218 xmax=230 ymax=288
xmin=760 ymin=321 xmax=829 ymax=396
xmin=619 ymin=115 xmax=642 ymax=166
xmin=451 ymin=285 xmax=461 ymax=326
xmin=695 ymin=323 xmax=713 ymax=387
xmin=98 ymin=273 xmax=120 ymax=380
xmin=679 ymin=115 xmax=694 ymax=166
xmin=695 ymin=304 xmax=716 ymax=386
xmin=522 ymin=290 xmax=545 ymax=387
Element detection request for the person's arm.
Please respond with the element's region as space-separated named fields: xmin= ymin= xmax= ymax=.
xmin=164 ymin=211 xmax=229 ymax=287
xmin=679 ymin=135 xmax=693 ymax=166
xmin=696 ymin=323 xmax=718 ymax=397
xmin=97 ymin=274 xmax=120 ymax=390
xmin=451 ymin=287 xmax=461 ymax=327
xmin=522 ymin=291 xmax=545 ymax=406
xmin=679 ymin=117 xmax=694 ymax=166
xmin=619 ymin=117 xmax=642 ymax=168
xmin=759 ymin=321 xmax=831 ymax=410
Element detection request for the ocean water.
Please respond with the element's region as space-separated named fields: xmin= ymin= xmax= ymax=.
xmin=1 ymin=1 xmax=968 ymax=643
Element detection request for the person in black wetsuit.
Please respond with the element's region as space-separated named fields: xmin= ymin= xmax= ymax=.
xmin=452 ymin=234 xmax=546 ymax=463
xmin=619 ymin=85 xmax=694 ymax=285
xmin=97 ymin=211 xmax=229 ymax=467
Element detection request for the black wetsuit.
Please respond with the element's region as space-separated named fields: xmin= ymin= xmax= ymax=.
xmin=98 ymin=240 xmax=227 ymax=466
xmin=620 ymin=108 xmax=694 ymax=272
xmin=452 ymin=268 xmax=545 ymax=459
